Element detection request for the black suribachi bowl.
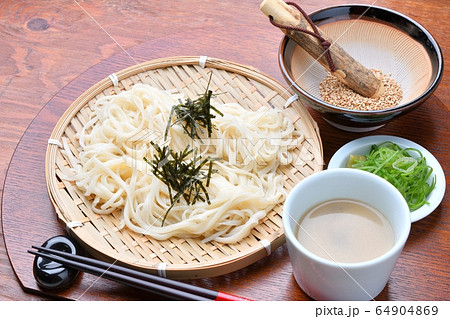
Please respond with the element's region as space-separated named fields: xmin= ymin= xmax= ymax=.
xmin=279 ymin=5 xmax=443 ymax=132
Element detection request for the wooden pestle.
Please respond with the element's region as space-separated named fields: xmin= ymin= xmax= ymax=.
xmin=260 ymin=0 xmax=384 ymax=98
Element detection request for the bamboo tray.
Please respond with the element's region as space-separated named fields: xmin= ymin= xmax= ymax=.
xmin=45 ymin=56 xmax=323 ymax=279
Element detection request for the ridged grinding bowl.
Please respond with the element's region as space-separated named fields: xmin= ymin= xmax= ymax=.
xmin=279 ymin=5 xmax=443 ymax=132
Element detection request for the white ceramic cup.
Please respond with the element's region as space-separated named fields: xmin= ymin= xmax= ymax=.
xmin=283 ymin=168 xmax=411 ymax=301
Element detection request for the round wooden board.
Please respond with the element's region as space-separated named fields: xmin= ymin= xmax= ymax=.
xmin=46 ymin=56 xmax=323 ymax=279
xmin=2 ymin=25 xmax=324 ymax=300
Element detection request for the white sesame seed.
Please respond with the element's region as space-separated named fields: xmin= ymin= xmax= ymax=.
xmin=319 ymin=70 xmax=403 ymax=111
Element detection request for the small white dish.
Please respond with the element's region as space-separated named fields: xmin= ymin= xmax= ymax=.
xmin=328 ymin=135 xmax=446 ymax=222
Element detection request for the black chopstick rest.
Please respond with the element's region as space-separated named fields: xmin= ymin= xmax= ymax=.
xmin=33 ymin=235 xmax=82 ymax=290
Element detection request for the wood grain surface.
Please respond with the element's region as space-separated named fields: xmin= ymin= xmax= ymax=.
xmin=0 ymin=0 xmax=448 ymax=301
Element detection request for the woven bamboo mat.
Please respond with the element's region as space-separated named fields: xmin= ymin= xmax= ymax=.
xmin=45 ymin=56 xmax=323 ymax=279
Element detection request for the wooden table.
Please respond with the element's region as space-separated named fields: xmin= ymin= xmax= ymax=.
xmin=0 ymin=0 xmax=448 ymax=301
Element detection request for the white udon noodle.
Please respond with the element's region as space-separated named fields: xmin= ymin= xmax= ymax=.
xmin=63 ymin=83 xmax=302 ymax=244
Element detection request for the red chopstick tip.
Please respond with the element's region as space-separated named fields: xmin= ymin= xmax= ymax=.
xmin=215 ymin=291 xmax=253 ymax=301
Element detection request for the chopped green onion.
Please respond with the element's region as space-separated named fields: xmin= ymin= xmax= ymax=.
xmin=348 ymin=141 xmax=436 ymax=211
xmin=392 ymin=157 xmax=417 ymax=174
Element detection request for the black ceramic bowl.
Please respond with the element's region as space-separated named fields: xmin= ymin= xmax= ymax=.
xmin=279 ymin=5 xmax=443 ymax=132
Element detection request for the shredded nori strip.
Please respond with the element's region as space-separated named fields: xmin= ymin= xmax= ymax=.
xmin=144 ymin=142 xmax=217 ymax=226
xmin=164 ymin=73 xmax=223 ymax=141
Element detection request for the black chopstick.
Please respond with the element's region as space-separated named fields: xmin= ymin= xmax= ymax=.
xmin=28 ymin=246 xmax=252 ymax=301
